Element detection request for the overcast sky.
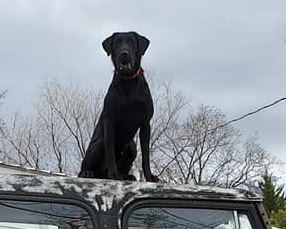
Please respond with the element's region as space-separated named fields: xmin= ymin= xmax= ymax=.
xmin=0 ymin=1 xmax=286 ymax=169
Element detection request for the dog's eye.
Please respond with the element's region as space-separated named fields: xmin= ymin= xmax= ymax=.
xmin=114 ymin=38 xmax=122 ymax=44
xmin=127 ymin=37 xmax=135 ymax=44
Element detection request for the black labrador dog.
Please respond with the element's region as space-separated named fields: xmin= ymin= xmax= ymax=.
xmin=78 ymin=31 xmax=159 ymax=182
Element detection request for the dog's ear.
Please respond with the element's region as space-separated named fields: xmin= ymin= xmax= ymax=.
xmin=102 ymin=34 xmax=114 ymax=56
xmin=134 ymin=32 xmax=150 ymax=56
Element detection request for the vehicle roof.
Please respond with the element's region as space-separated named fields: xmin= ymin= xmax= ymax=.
xmin=0 ymin=174 xmax=261 ymax=211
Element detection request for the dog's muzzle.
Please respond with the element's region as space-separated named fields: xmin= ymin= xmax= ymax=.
xmin=118 ymin=51 xmax=135 ymax=71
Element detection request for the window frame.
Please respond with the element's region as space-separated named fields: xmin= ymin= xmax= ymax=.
xmin=122 ymin=198 xmax=267 ymax=229
xmin=0 ymin=192 xmax=99 ymax=229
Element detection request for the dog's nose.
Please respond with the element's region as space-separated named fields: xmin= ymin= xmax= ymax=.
xmin=120 ymin=51 xmax=129 ymax=58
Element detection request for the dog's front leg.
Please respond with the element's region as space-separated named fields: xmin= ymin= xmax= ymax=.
xmin=140 ymin=122 xmax=159 ymax=182
xmin=103 ymin=118 xmax=121 ymax=180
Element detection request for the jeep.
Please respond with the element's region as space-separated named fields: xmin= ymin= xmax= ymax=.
xmin=0 ymin=174 xmax=271 ymax=229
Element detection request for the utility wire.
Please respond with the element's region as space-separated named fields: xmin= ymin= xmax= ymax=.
xmin=158 ymin=97 xmax=286 ymax=177
xmin=209 ymin=97 xmax=286 ymax=133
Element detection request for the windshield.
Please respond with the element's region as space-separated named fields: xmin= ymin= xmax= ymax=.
xmin=128 ymin=207 xmax=254 ymax=229
xmin=0 ymin=200 xmax=94 ymax=229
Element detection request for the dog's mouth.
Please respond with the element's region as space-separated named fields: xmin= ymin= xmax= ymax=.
xmin=118 ymin=60 xmax=134 ymax=71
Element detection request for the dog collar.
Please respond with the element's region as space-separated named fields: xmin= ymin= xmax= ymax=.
xmin=116 ymin=68 xmax=142 ymax=80
xmin=132 ymin=68 xmax=142 ymax=79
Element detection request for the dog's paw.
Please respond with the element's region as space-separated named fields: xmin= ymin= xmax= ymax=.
xmin=107 ymin=171 xmax=123 ymax=180
xmin=147 ymin=175 xmax=159 ymax=183
xmin=123 ymin=174 xmax=137 ymax=181
xmin=78 ymin=171 xmax=94 ymax=178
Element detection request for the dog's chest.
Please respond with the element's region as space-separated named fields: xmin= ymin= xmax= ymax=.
xmin=117 ymin=97 xmax=149 ymax=123
xmin=111 ymin=96 xmax=151 ymax=143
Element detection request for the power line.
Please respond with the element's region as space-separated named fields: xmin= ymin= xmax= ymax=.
xmin=157 ymin=97 xmax=286 ymax=177
xmin=209 ymin=97 xmax=286 ymax=132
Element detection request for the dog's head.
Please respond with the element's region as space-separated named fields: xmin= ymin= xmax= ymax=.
xmin=102 ymin=31 xmax=149 ymax=77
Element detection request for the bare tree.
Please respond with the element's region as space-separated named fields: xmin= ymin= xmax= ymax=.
xmin=0 ymin=80 xmax=271 ymax=186
xmin=37 ymin=80 xmax=104 ymax=173
xmin=132 ymin=81 xmax=188 ymax=180
xmin=0 ymin=80 xmax=104 ymax=174
xmin=151 ymin=105 xmax=237 ymax=184
xmin=0 ymin=90 xmax=7 ymax=128
xmin=0 ymin=90 xmax=7 ymax=100
xmin=222 ymin=135 xmax=271 ymax=187
xmin=0 ymin=113 xmax=46 ymax=169
xmin=151 ymin=105 xmax=270 ymax=187
xmin=0 ymin=90 xmax=8 ymax=160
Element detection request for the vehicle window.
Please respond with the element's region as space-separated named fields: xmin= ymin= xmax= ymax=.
xmin=0 ymin=200 xmax=94 ymax=229
xmin=238 ymin=213 xmax=253 ymax=229
xmin=128 ymin=207 xmax=255 ymax=229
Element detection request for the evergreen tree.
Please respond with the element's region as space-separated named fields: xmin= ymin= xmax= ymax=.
xmin=259 ymin=171 xmax=286 ymax=216
xmin=270 ymin=209 xmax=286 ymax=229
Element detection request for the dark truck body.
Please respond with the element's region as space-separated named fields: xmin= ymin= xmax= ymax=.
xmin=0 ymin=174 xmax=271 ymax=229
